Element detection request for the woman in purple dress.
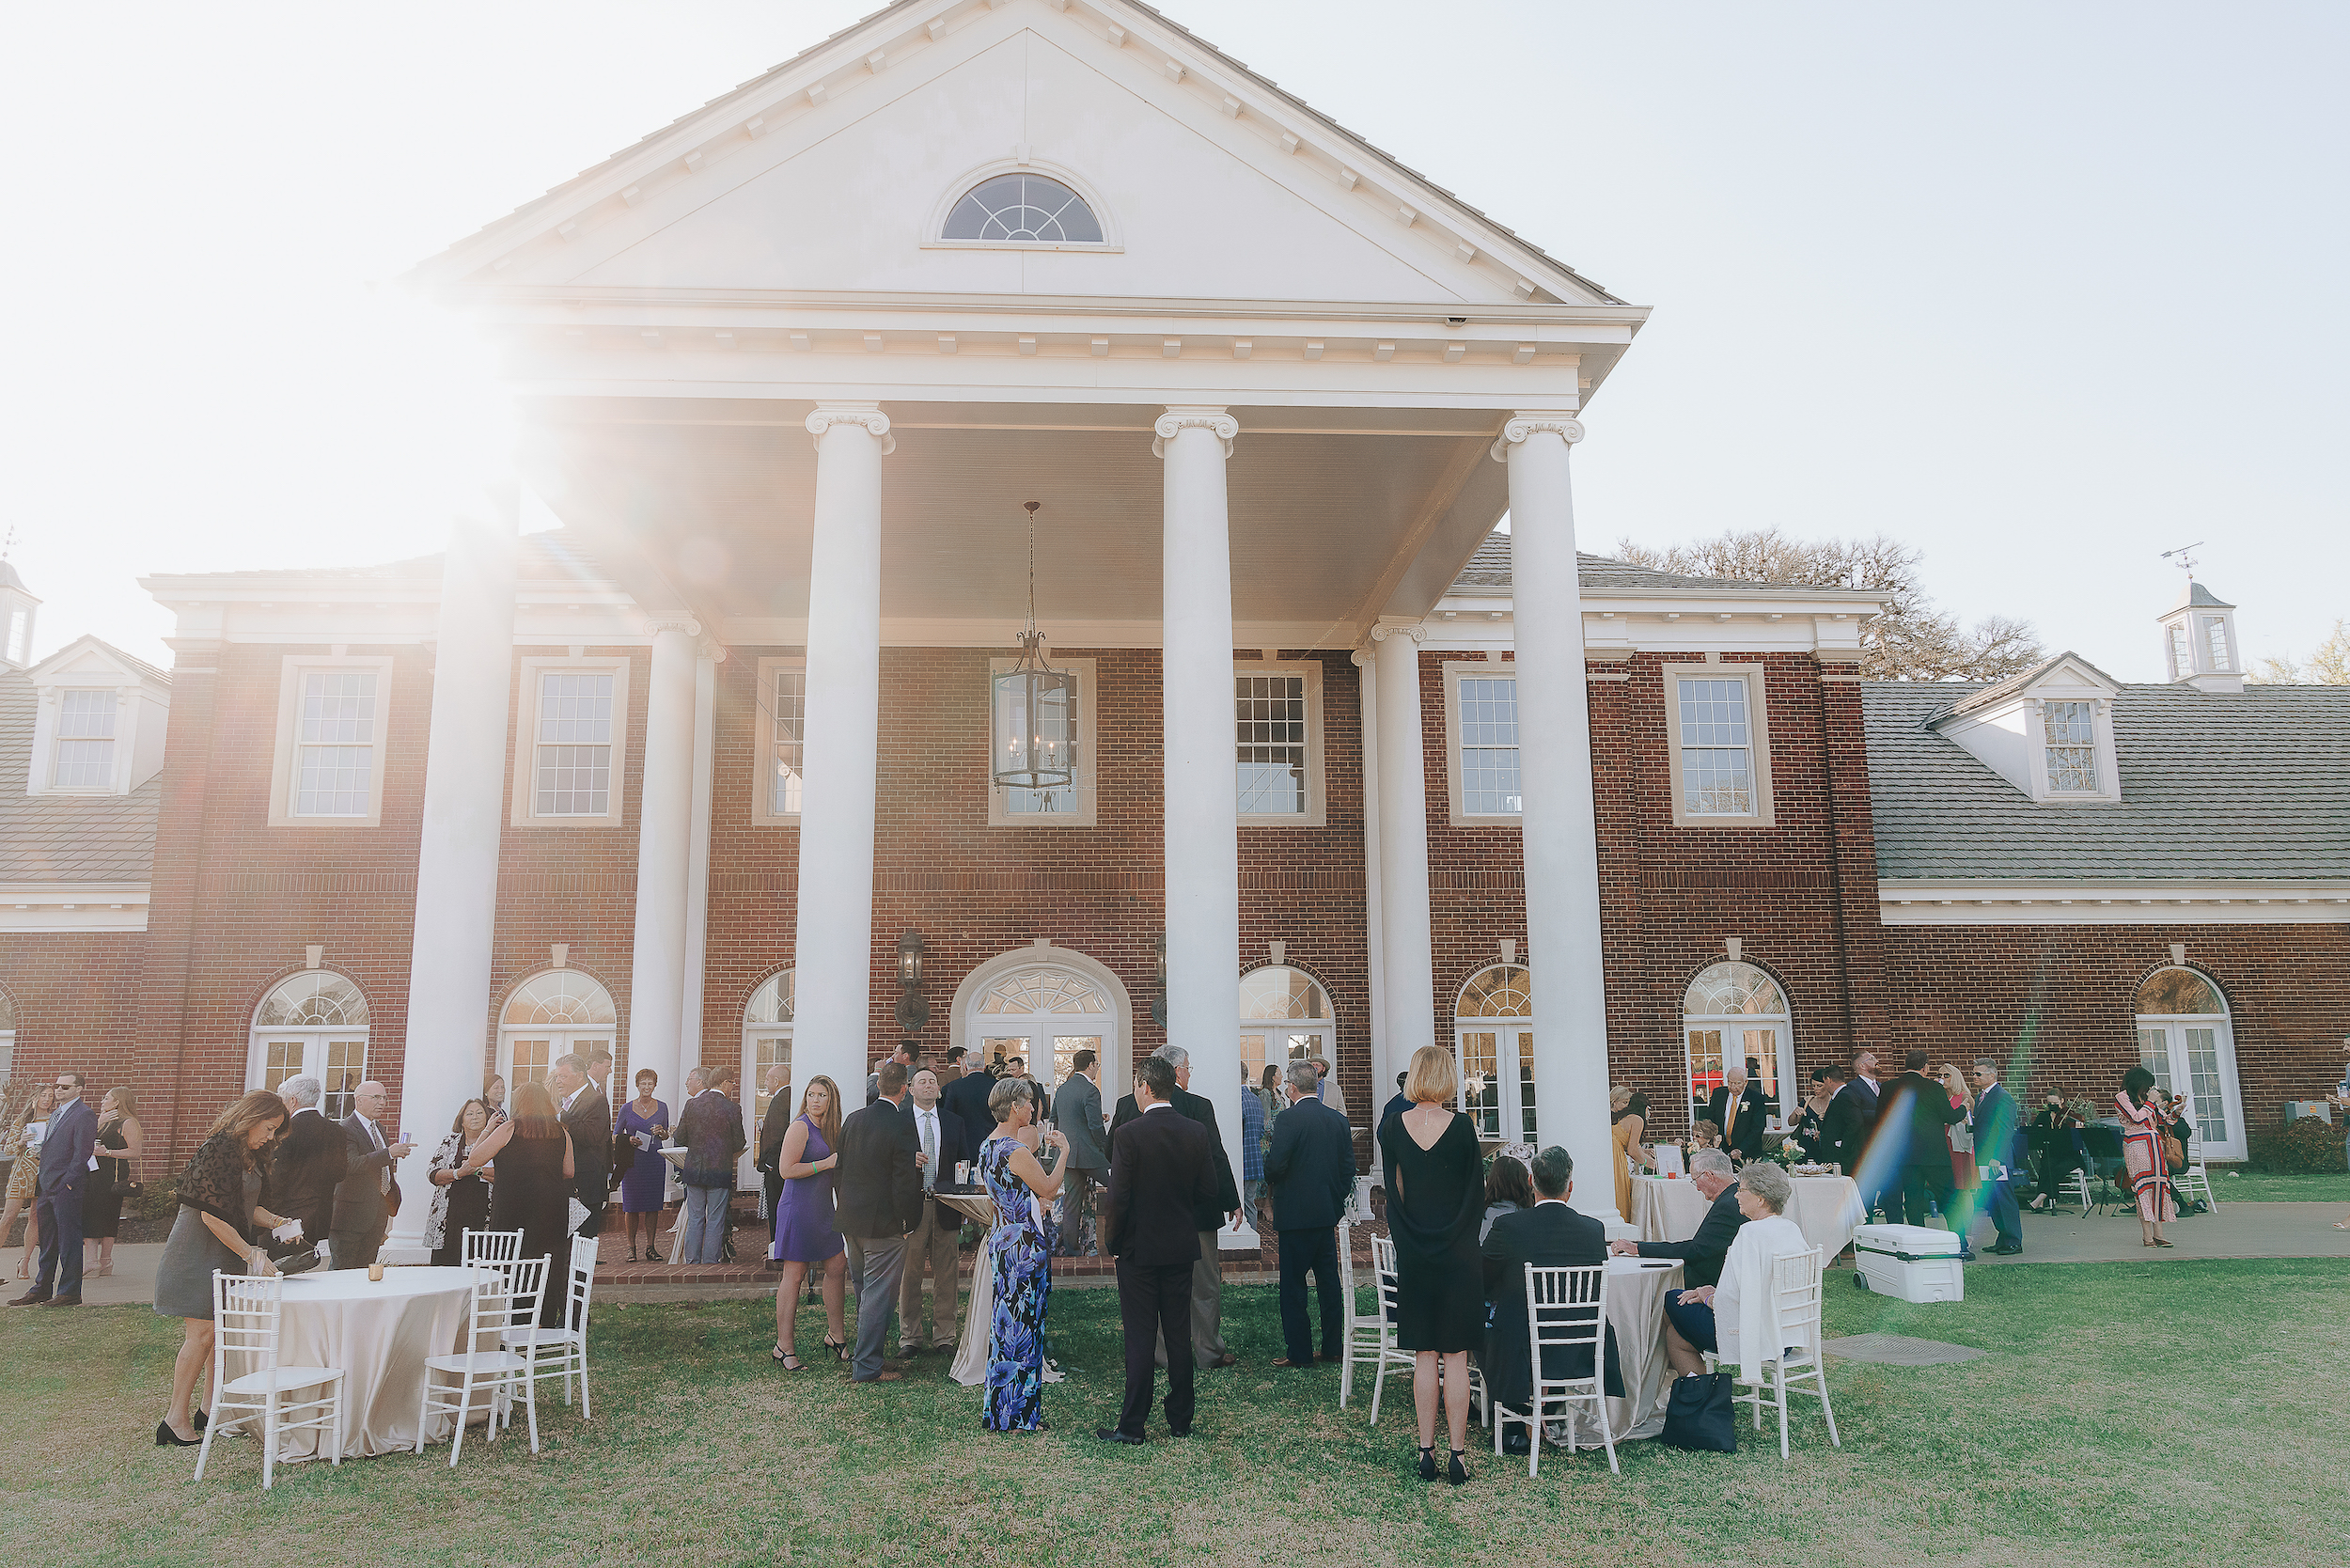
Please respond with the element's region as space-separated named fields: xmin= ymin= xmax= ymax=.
xmin=616 ymin=1068 xmax=670 ymax=1262
xmin=769 ymin=1075 xmax=848 ymax=1370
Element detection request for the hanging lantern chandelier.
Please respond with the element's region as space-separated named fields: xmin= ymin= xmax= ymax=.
xmin=991 ymin=501 xmax=1076 ymax=794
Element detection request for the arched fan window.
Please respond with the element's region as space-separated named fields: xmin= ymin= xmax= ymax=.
xmin=942 ymin=173 xmax=1104 ymax=243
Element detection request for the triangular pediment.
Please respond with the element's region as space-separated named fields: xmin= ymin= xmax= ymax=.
xmin=26 ymin=635 xmax=169 ymax=692
xmin=415 ymin=0 xmax=1617 ymax=309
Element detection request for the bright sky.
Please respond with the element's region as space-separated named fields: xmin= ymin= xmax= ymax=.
xmin=5 ymin=2 xmax=2342 ymax=681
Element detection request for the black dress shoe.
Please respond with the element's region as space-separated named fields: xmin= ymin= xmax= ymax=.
xmin=1167 ymin=1426 xmax=1192 ymax=1437
xmin=7 ymin=1290 xmax=52 ymax=1308
xmin=154 ymin=1420 xmax=201 ymax=1449
xmin=1502 ymin=1430 xmax=1531 ymax=1456
xmin=1093 ymin=1427 xmax=1146 ymax=1445
xmin=1989 ymin=1241 xmax=2023 ymax=1255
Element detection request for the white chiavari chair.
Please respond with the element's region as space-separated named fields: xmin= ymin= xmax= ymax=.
xmin=194 ymin=1272 xmax=345 ymax=1490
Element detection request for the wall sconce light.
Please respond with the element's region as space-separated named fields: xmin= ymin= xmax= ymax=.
xmin=895 ymin=928 xmax=929 ymax=1031
xmin=1151 ymin=931 xmax=1168 ymax=1028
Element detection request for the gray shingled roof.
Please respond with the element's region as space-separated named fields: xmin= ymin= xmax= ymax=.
xmin=1448 ymin=529 xmax=1857 ymax=595
xmin=0 ymin=663 xmax=161 ymax=883
xmin=1864 ymin=680 xmax=2350 ymax=881
xmin=1930 ymin=651 xmax=2123 ymax=723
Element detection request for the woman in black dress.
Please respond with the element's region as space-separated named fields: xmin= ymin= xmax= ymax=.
xmin=1374 ymin=1045 xmax=1485 ymax=1486
xmin=83 ymin=1086 xmax=144 ymax=1278
xmin=449 ymin=1079 xmax=574 ymax=1325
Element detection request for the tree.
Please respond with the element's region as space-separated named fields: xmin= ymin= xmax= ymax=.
xmin=2248 ymin=619 xmax=2350 ymax=684
xmin=1610 ymin=527 xmax=2046 ymax=682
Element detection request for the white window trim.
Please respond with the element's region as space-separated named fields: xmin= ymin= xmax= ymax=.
xmin=267 ymin=654 xmax=396 ymax=828
xmin=2135 ymin=967 xmax=2248 ymax=1163
xmin=31 ymin=687 xmax=125 ymax=795
xmin=2023 ymin=695 xmax=2122 ymax=804
xmin=1441 ymin=659 xmax=1521 ymax=828
xmin=1661 ymin=661 xmax=1778 ymax=829
xmin=749 ymin=655 xmax=807 ymax=827
xmin=921 ymin=158 xmax=1125 ymax=252
xmin=509 ymin=654 xmax=633 ymax=829
xmin=987 ymin=655 xmax=1099 ymax=829
xmin=1233 ymin=658 xmax=1326 ymax=827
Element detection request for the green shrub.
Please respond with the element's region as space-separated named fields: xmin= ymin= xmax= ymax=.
xmin=2248 ymin=1115 xmax=2347 ymax=1174
xmin=129 ymin=1174 xmax=180 ymax=1222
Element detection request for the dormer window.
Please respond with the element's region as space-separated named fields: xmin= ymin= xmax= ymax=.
xmin=943 ymin=174 xmax=1103 ymax=244
xmin=2041 ymin=700 xmax=2098 ymax=792
xmin=54 ymin=691 xmax=118 ymax=788
xmin=1928 ymin=651 xmax=2122 ymax=805
xmin=24 ymin=635 xmax=168 ymax=798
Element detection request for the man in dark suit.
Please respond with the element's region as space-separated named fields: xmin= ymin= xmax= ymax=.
xmin=1051 ymin=1048 xmax=1109 ymax=1256
xmin=941 ymin=1055 xmax=998 ymax=1132
xmin=1096 ymin=1054 xmax=1217 ymax=1444
xmin=1828 ymin=1049 xmax=1887 ymax=1214
xmin=1611 ymin=1148 xmax=1744 ymax=1286
xmin=1969 ymin=1058 xmax=2026 ymax=1255
xmin=1108 ymin=1044 xmax=1243 ymax=1369
xmin=898 ymin=1068 xmax=976 ymax=1356
xmin=1702 ymin=1064 xmax=1771 ymax=1162
xmin=329 ymin=1080 xmax=413 ymax=1270
xmin=270 ymin=1075 xmax=348 ymax=1256
xmin=866 ymin=1041 xmax=916 ymax=1107
xmin=834 ymin=1060 xmax=922 ymax=1384
xmin=1263 ymin=1059 xmax=1355 ymax=1369
xmin=1481 ymin=1146 xmax=1622 ymax=1454
xmin=1881 ymin=1049 xmax=1968 ymax=1245
xmin=755 ymin=1063 xmax=793 ymax=1266
xmin=550 ymin=1053 xmax=612 ymax=1239
xmin=8 ymin=1070 xmax=97 ymax=1307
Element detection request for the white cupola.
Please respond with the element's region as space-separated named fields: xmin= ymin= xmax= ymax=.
xmin=0 ymin=558 xmax=36 ymax=670
xmin=2157 ymin=579 xmax=2243 ymax=694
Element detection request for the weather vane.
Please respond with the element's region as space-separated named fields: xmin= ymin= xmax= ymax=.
xmin=2158 ymin=541 xmax=2202 ymax=577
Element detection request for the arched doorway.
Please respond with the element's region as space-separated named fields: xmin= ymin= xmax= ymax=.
xmin=1238 ymin=965 xmax=1335 ymax=1094
xmin=949 ymin=948 xmax=1133 ymax=1098
xmin=739 ymin=969 xmax=793 ymax=1189
xmin=247 ymin=971 xmax=370 ymax=1120
xmin=2135 ymin=967 xmax=2246 ymax=1161
xmin=1454 ymin=964 xmax=1533 ymax=1145
xmin=1682 ymin=962 xmax=1794 ymax=1130
xmin=497 ymin=969 xmax=619 ymax=1095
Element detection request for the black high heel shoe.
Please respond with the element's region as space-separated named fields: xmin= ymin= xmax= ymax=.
xmin=1418 ymin=1444 xmax=1436 ymax=1482
xmin=1448 ymin=1449 xmax=1469 ymax=1486
xmin=155 ymin=1419 xmax=201 ymax=1449
xmin=822 ymin=1335 xmax=849 ymax=1360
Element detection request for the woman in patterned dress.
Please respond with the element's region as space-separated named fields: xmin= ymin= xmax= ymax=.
xmin=4 ymin=1085 xmax=55 ymax=1279
xmin=979 ymin=1075 xmax=1068 ymax=1432
xmin=2117 ymin=1066 xmax=2181 ymax=1247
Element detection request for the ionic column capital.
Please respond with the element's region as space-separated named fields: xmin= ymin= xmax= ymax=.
xmin=1368 ymin=620 xmax=1427 ymax=646
xmin=806 ymin=402 xmax=895 ymax=455
xmin=1152 ymin=405 xmax=1239 ymax=460
xmin=697 ymin=636 xmax=728 ymax=665
xmin=1489 ymin=412 xmax=1586 ymax=462
xmin=645 ymin=616 xmax=704 ymax=638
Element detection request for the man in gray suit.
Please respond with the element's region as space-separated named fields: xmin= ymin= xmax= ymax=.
xmin=330 ymin=1080 xmax=413 ymax=1269
xmin=1052 ymin=1047 xmax=1109 ymax=1256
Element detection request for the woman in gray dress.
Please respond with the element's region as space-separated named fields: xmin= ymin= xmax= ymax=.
xmin=153 ymin=1090 xmax=291 ymax=1448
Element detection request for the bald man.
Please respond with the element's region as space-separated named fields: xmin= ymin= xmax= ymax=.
xmin=330 ymin=1080 xmax=413 ymax=1269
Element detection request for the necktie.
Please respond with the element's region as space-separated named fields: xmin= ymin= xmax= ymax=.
xmin=370 ymin=1121 xmax=389 ymax=1194
xmin=921 ymin=1113 xmax=937 ymax=1191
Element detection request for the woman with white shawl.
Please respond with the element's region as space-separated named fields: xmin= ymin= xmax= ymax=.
xmin=1662 ymin=1161 xmax=1811 ymax=1381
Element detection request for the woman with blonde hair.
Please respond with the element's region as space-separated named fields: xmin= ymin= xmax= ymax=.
xmin=1374 ymin=1044 xmax=1484 ymax=1485
xmin=3 ymin=1084 xmax=55 ymax=1279
xmin=83 ymin=1085 xmax=144 ymax=1278
xmin=1610 ymin=1087 xmax=1650 ymax=1220
xmin=770 ymin=1075 xmax=849 ymax=1368
xmin=1939 ymin=1062 xmax=1980 ymax=1247
xmin=153 ymin=1090 xmax=294 ymax=1446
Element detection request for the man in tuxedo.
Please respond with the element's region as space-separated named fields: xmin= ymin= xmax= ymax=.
xmin=270 ymin=1076 xmax=348 ymax=1257
xmin=1096 ymin=1054 xmax=1217 ymax=1444
xmin=8 ymin=1071 xmax=97 ymax=1307
xmin=1881 ymin=1048 xmax=1968 ymax=1247
xmin=1611 ymin=1148 xmax=1744 ymax=1286
xmin=898 ymin=1069 xmax=974 ymax=1356
xmin=1482 ymin=1147 xmax=1620 ymax=1453
xmin=1108 ymin=1044 xmax=1242 ymax=1369
xmin=1969 ymin=1058 xmax=2026 ymax=1255
xmin=1051 ymin=1048 xmax=1109 ymax=1257
xmin=755 ymin=1063 xmax=793 ymax=1266
xmin=550 ymin=1053 xmax=612 ymax=1239
xmin=834 ymin=1060 xmax=922 ymax=1383
xmin=330 ymin=1080 xmax=413 ymax=1270
xmin=1263 ymin=1060 xmax=1355 ymax=1369
xmin=1702 ymin=1063 xmax=1770 ymax=1162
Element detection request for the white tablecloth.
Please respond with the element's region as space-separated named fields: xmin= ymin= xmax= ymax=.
xmin=938 ymin=1192 xmax=997 ymax=1388
xmin=230 ymin=1266 xmax=481 ymax=1460
xmin=1631 ymin=1173 xmax=1862 ymax=1261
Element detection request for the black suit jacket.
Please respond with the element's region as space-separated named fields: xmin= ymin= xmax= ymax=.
xmin=832 ymin=1096 xmax=921 ymax=1239
xmin=941 ymin=1069 xmax=997 ymax=1133
xmin=1480 ymin=1203 xmax=1623 ymax=1407
xmin=756 ymin=1091 xmax=795 ymax=1177
xmin=1264 ymin=1096 xmax=1355 ymax=1231
xmin=1110 ymin=1085 xmax=1240 ymax=1231
xmin=272 ymin=1108 xmax=350 ymax=1232
xmin=1102 ymin=1105 xmax=1214 ymax=1267
xmin=331 ymin=1114 xmax=401 ymax=1233
xmin=1821 ymin=1081 xmax=1876 ymax=1173
xmin=1703 ymin=1083 xmax=1771 ymax=1159
xmin=1882 ymin=1071 xmax=1966 ymax=1172
xmin=561 ymin=1088 xmax=613 ymax=1210
xmin=1634 ymin=1184 xmax=1746 ymax=1288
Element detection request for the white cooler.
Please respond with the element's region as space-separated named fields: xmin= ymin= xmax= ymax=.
xmin=1852 ymin=1223 xmax=1965 ymax=1303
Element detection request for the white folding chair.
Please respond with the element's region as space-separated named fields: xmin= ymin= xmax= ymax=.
xmin=1337 ymin=1223 xmax=1381 ymax=1407
xmin=1731 ymin=1247 xmax=1841 ymax=1461
xmin=2173 ymin=1131 xmax=2217 ymax=1212
xmin=194 ymin=1272 xmax=344 ymax=1490
xmin=1491 ymin=1262 xmax=1615 ymax=1476
xmin=1362 ymin=1235 xmax=1418 ymax=1425
xmin=462 ymin=1228 xmax=525 ymax=1265
xmin=503 ymin=1233 xmax=597 ymax=1423
xmin=415 ymin=1255 xmax=549 ymax=1466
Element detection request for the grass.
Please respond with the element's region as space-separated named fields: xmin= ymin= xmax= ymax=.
xmin=4 ymin=1262 xmax=2344 ymax=1568
xmin=2203 ymin=1169 xmax=2350 ymax=1203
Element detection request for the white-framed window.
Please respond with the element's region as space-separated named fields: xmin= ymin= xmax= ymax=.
xmin=1662 ymin=662 xmax=1777 ymax=827
xmin=1682 ymin=962 xmax=1795 ymax=1132
xmin=971 ymin=965 xmax=1115 ymax=1094
xmin=1454 ymin=964 xmax=1535 ymax=1143
xmin=2041 ymin=700 xmax=2100 ymax=793
xmin=1441 ymin=661 xmax=1521 ymax=825
xmin=1235 ymin=659 xmax=1325 ymax=825
xmin=737 ymin=969 xmax=794 ymax=1190
xmin=2167 ymin=622 xmax=2194 ymax=681
xmin=1239 ymin=965 xmax=1336 ymax=1092
xmin=3 ymin=606 xmax=28 ymax=667
xmin=510 ymin=656 xmax=632 ymax=828
xmin=267 ymin=656 xmax=395 ymax=828
xmin=52 ymin=690 xmax=118 ymax=788
xmin=2135 ymin=966 xmax=2247 ymax=1162
xmin=2202 ymin=617 xmax=2232 ymax=672
xmin=245 ymin=970 xmax=370 ymax=1121
xmin=497 ymin=968 xmax=620 ymax=1094
xmin=941 ymin=173 xmax=1105 ymax=245
xmin=749 ymin=657 xmax=807 ymax=826
xmin=989 ymin=656 xmax=1098 ymax=828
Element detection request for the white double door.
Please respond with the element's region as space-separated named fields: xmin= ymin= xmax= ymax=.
xmin=1456 ymin=1023 xmax=1537 ymax=1145
xmin=2137 ymin=1021 xmax=2246 ymax=1161
xmin=976 ymin=1031 xmax=1105 ymax=1105
xmin=1240 ymin=1027 xmax=1336 ymax=1097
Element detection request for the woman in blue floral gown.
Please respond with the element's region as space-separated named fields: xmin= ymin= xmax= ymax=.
xmin=979 ymin=1076 xmax=1069 ymax=1432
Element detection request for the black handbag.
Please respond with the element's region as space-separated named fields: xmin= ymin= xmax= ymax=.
xmin=106 ymin=1140 xmax=142 ymax=1200
xmin=1660 ymin=1371 xmax=1738 ymax=1452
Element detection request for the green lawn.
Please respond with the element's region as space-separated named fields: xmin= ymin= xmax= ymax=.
xmin=4 ymin=1262 xmax=2344 ymax=1568
xmin=2202 ymin=1169 xmax=2350 ymax=1203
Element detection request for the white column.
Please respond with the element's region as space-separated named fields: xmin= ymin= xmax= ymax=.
xmin=1371 ymin=623 xmax=1437 ymax=1096
xmin=1352 ymin=650 xmax=1388 ymax=1112
xmin=626 ymin=616 xmax=701 ymax=1118
xmin=385 ymin=490 xmax=517 ymax=1261
xmin=790 ymin=403 xmax=891 ymax=1109
xmin=679 ymin=643 xmax=720 ymax=1073
xmin=1496 ymin=412 xmax=1619 ymax=1223
xmin=1156 ymin=405 xmax=1247 ymax=1242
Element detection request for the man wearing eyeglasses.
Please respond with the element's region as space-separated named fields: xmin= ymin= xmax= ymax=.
xmin=8 ymin=1071 xmax=96 ymax=1308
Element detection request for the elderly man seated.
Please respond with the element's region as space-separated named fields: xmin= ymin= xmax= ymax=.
xmin=1480 ymin=1146 xmax=1622 ymax=1455
xmin=1653 ymin=1162 xmax=1810 ymax=1375
xmin=1611 ymin=1146 xmax=1742 ymax=1280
